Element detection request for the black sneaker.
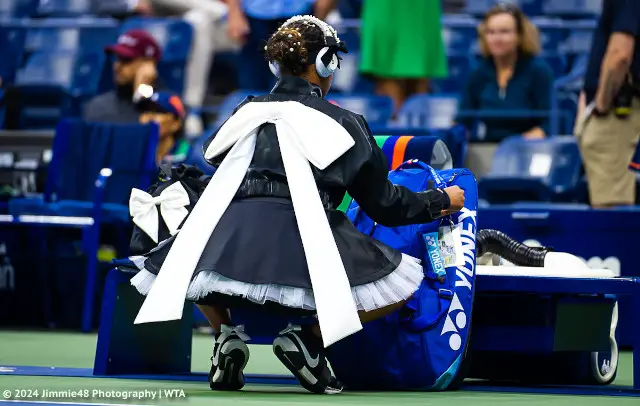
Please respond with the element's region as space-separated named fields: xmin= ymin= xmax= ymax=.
xmin=209 ymin=325 xmax=250 ymax=391
xmin=272 ymin=324 xmax=343 ymax=394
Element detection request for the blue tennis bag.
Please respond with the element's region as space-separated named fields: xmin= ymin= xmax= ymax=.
xmin=327 ymin=160 xmax=479 ymax=390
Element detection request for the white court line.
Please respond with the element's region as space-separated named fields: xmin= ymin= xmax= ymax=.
xmin=0 ymin=400 xmax=151 ymax=406
xmin=0 ymin=215 xmax=94 ymax=226
xmin=18 ymin=216 xmax=94 ymax=226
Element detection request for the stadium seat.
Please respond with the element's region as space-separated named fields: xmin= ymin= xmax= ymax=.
xmin=395 ymin=94 xmax=459 ymax=129
xmin=9 ymin=120 xmax=159 ymax=331
xmin=328 ymin=95 xmax=393 ymax=127
xmin=0 ymin=22 xmax=27 ymax=85
xmin=542 ymin=0 xmax=601 ymax=18
xmin=35 ymin=0 xmax=94 ymax=17
xmin=432 ymin=53 xmax=474 ymax=93
xmin=10 ymin=120 xmax=158 ymax=217
xmin=555 ymin=91 xmax=579 ymax=134
xmin=561 ymin=22 xmax=595 ymax=55
xmin=460 ymin=0 xmax=544 ymax=16
xmin=119 ymin=18 xmax=194 ymax=95
xmin=13 ymin=51 xmax=105 ymax=129
xmin=518 ymin=0 xmax=544 ymax=15
xmin=551 ymin=54 xmax=588 ymax=134
xmin=23 ymin=18 xmax=119 ymax=54
xmin=532 ymin=18 xmax=567 ymax=53
xmin=477 ymin=135 xmax=583 ymax=203
xmin=462 ymin=0 xmax=496 ymax=16
xmin=540 ymin=53 xmax=568 ymax=77
xmin=0 ymin=0 xmax=39 ymax=19
xmin=442 ymin=15 xmax=477 ymax=55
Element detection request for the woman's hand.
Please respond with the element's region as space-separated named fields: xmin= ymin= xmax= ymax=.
xmin=523 ymin=132 xmax=545 ymax=140
xmin=522 ymin=127 xmax=546 ymax=140
xmin=134 ymin=0 xmax=153 ymax=15
xmin=441 ymin=186 xmax=465 ymax=216
xmin=314 ymin=0 xmax=337 ymax=20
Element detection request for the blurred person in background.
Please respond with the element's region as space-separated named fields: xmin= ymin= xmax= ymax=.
xmin=136 ymin=87 xmax=190 ymax=164
xmin=575 ymin=0 xmax=640 ymax=208
xmin=359 ymin=0 xmax=448 ymax=113
xmin=456 ymin=3 xmax=553 ymax=142
xmin=83 ymin=30 xmax=165 ymax=123
xmin=97 ymin=0 xmax=238 ymax=138
xmin=223 ymin=0 xmax=337 ymax=91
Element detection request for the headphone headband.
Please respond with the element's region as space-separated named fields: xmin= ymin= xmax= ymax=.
xmin=276 ymin=15 xmax=347 ymax=54
xmin=268 ymin=15 xmax=347 ymax=79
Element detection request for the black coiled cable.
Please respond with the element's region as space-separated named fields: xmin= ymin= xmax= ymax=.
xmin=476 ymin=229 xmax=552 ymax=267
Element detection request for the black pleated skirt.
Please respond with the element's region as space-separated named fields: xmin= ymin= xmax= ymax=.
xmin=126 ymin=197 xmax=423 ymax=314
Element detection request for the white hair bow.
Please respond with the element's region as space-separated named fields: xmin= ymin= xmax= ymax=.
xmin=129 ymin=182 xmax=190 ymax=244
xmin=134 ymin=101 xmax=362 ymax=348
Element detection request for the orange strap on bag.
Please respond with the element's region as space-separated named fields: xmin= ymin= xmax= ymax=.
xmin=391 ymin=136 xmax=413 ymax=170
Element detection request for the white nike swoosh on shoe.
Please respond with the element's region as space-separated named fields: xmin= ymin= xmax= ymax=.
xmin=289 ymin=332 xmax=320 ymax=368
xmin=212 ymin=345 xmax=220 ymax=366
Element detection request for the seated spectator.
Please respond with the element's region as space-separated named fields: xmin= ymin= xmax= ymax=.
xmin=136 ymin=87 xmax=190 ymax=164
xmin=456 ymin=3 xmax=553 ymax=142
xmin=83 ymin=30 xmax=165 ymax=123
xmin=103 ymin=0 xmax=240 ymax=138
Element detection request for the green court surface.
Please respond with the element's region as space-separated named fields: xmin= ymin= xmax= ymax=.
xmin=0 ymin=330 xmax=636 ymax=405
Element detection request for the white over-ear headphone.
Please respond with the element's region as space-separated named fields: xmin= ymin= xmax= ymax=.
xmin=267 ymin=15 xmax=345 ymax=79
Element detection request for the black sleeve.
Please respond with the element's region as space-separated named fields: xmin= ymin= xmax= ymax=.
xmin=611 ymin=0 xmax=640 ymax=36
xmin=346 ymin=116 xmax=451 ymax=227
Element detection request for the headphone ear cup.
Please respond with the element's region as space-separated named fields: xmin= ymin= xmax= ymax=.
xmin=315 ymin=47 xmax=338 ymax=78
xmin=269 ymin=61 xmax=281 ymax=78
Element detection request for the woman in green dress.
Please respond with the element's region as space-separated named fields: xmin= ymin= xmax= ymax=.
xmin=359 ymin=0 xmax=448 ymax=113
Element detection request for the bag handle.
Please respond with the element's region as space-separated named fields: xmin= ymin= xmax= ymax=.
xmin=395 ymin=159 xmax=432 ymax=171
xmin=400 ymin=288 xmax=454 ymax=332
xmin=395 ymin=159 xmax=447 ymax=189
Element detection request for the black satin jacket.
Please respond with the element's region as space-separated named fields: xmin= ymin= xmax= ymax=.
xmin=203 ymin=76 xmax=450 ymax=227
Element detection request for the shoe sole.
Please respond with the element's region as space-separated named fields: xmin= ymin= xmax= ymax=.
xmin=273 ymin=337 xmax=342 ymax=395
xmin=210 ymin=340 xmax=250 ymax=391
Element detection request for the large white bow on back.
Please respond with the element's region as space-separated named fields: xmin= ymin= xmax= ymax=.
xmin=133 ymin=101 xmax=362 ymax=347
xmin=129 ymin=182 xmax=190 ymax=243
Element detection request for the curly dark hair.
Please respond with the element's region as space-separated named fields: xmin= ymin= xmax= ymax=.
xmin=264 ymin=19 xmax=326 ymax=76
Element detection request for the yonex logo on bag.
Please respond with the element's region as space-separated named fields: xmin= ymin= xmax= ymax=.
xmin=440 ymin=208 xmax=476 ymax=351
xmin=424 ymin=233 xmax=445 ymax=277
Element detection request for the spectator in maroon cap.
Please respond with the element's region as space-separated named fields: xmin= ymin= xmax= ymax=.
xmin=83 ymin=29 xmax=166 ymax=124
